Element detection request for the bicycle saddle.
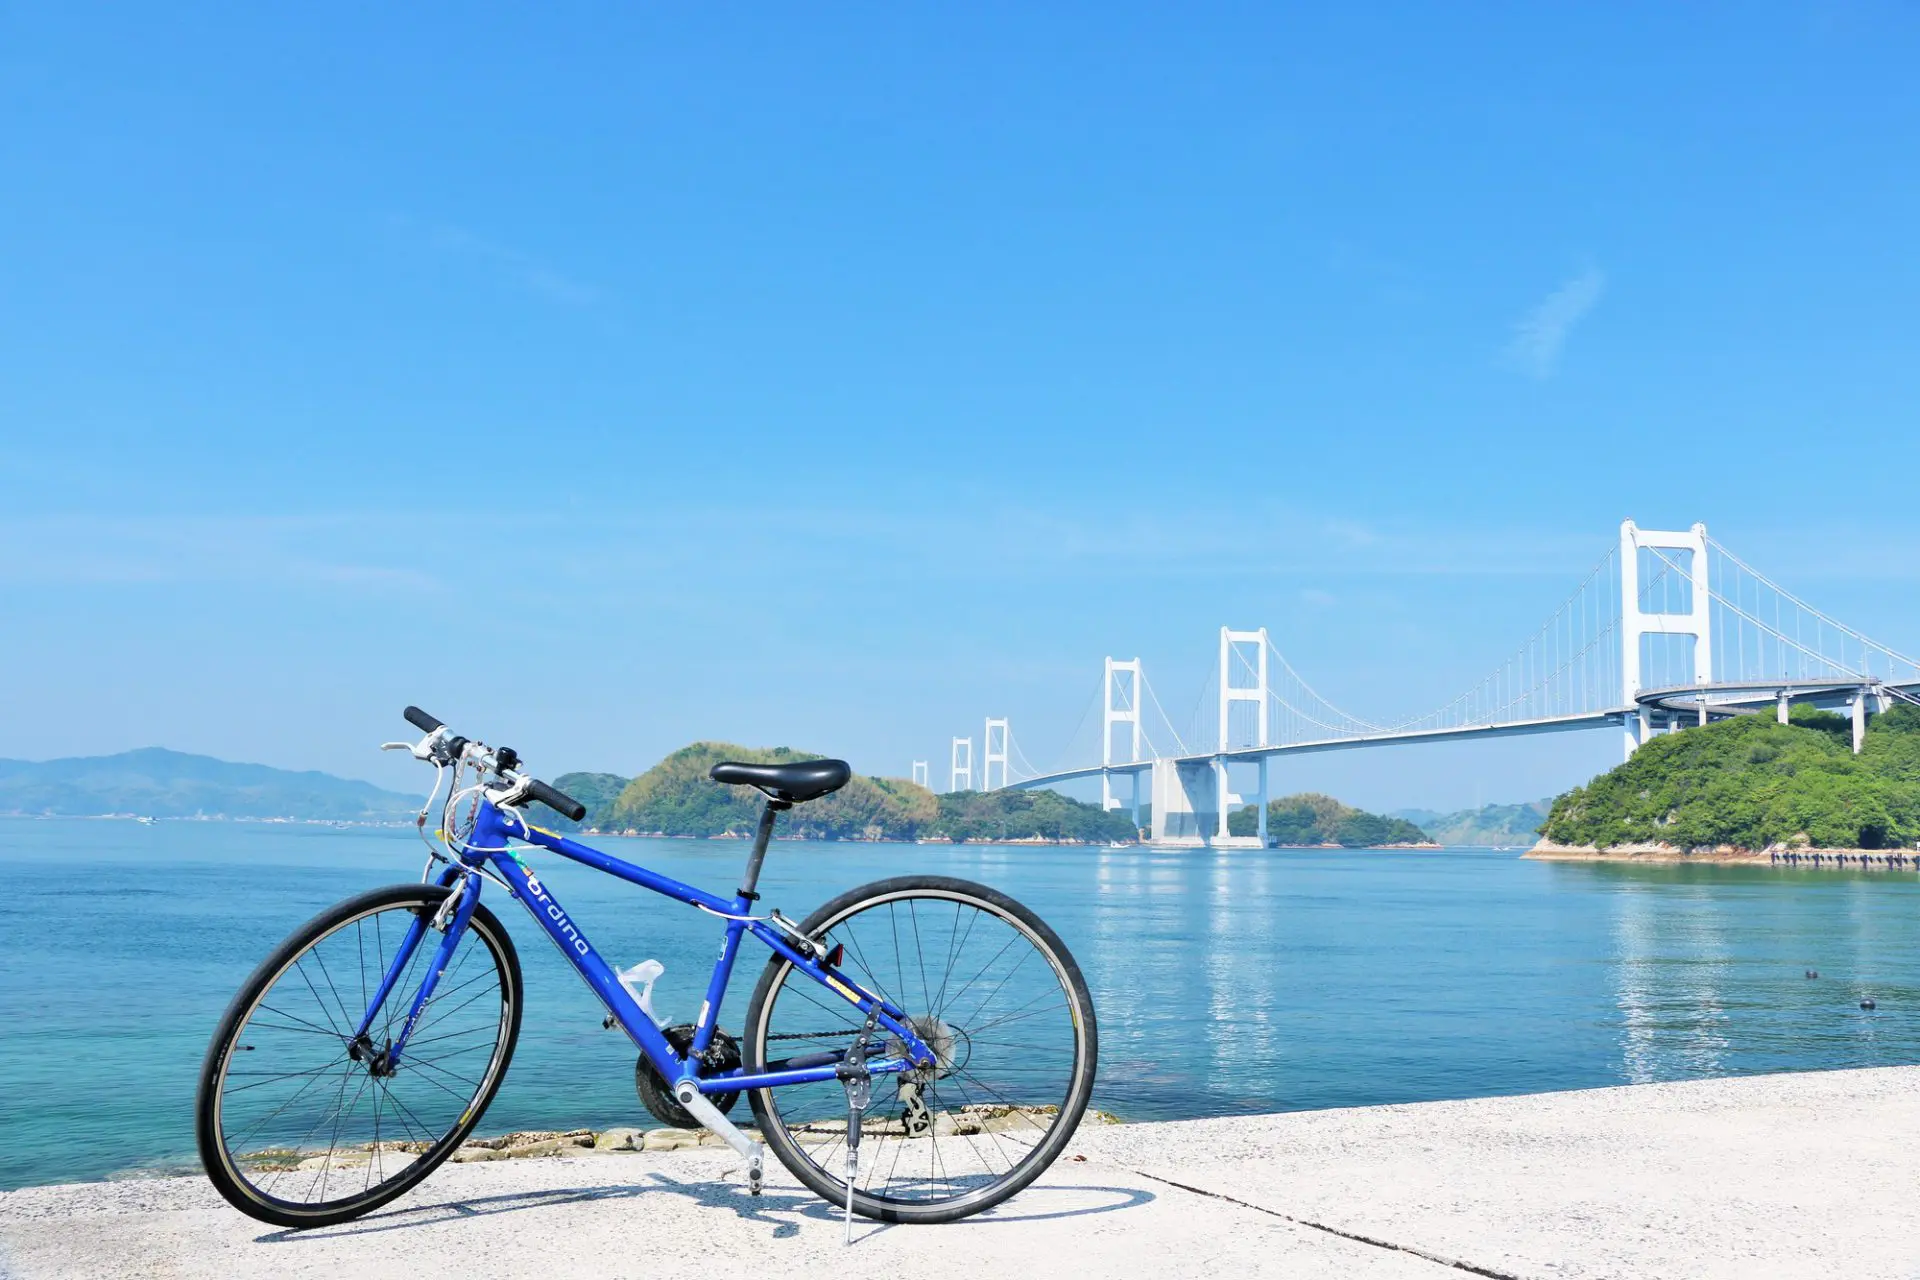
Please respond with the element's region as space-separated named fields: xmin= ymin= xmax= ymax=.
xmin=709 ymin=758 xmax=852 ymax=805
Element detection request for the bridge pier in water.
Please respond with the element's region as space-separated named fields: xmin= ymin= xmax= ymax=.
xmin=1146 ymin=757 xmax=1263 ymax=849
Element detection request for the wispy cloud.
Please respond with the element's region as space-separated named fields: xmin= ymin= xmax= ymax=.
xmin=1507 ymin=268 xmax=1605 ymax=379
xmin=418 ymin=222 xmax=601 ymax=306
xmin=0 ymin=502 xmax=1620 ymax=597
xmin=0 ymin=514 xmax=443 ymax=591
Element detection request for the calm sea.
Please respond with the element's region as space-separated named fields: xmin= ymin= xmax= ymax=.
xmin=2 ymin=818 xmax=1916 ymax=1190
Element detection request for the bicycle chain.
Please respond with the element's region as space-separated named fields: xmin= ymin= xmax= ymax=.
xmin=766 ymin=1030 xmax=867 ymax=1042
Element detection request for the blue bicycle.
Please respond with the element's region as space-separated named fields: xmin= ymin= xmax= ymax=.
xmin=195 ymin=709 xmax=1098 ymax=1230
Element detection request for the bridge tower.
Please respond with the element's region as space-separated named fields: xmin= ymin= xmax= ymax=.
xmin=911 ymin=760 xmax=929 ymax=789
xmin=982 ymin=718 xmax=1009 ymax=791
xmin=950 ymin=737 xmax=973 ymax=792
xmin=1217 ymin=628 xmax=1272 ymax=844
xmin=1103 ymin=658 xmax=1144 ymax=823
xmin=1620 ymin=521 xmax=1713 ymax=758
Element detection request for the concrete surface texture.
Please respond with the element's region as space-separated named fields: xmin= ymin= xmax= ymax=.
xmin=3 ymin=1066 xmax=1917 ymax=1280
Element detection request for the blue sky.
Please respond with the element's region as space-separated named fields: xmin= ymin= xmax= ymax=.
xmin=4 ymin=3 xmax=1918 ymax=810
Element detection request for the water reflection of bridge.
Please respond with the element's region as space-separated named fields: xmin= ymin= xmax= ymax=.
xmin=1079 ymin=848 xmax=1916 ymax=1114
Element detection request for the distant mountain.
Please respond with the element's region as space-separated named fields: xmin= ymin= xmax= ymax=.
xmin=0 ymin=748 xmax=421 ymax=821
xmin=1389 ymin=800 xmax=1551 ymax=847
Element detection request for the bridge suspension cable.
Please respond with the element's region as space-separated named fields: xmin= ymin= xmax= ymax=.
xmin=1369 ymin=545 xmax=1626 ymax=737
xmin=1693 ymin=537 xmax=1920 ymax=687
xmin=987 ymin=522 xmax=1920 ymax=790
xmin=1007 ymin=729 xmax=1045 ymax=784
xmin=1137 ymin=666 xmax=1189 ymax=758
xmin=1008 ymin=656 xmax=1190 ymax=784
xmin=1259 ymin=636 xmax=1386 ymax=744
xmin=1032 ymin=676 xmax=1104 ymax=780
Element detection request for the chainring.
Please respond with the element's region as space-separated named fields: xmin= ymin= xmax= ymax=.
xmin=634 ymin=1024 xmax=742 ymax=1129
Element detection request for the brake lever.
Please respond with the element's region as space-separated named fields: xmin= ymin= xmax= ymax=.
xmin=485 ymin=771 xmax=535 ymax=811
xmin=381 ymin=728 xmax=450 ymax=763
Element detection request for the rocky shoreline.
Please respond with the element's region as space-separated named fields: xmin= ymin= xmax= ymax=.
xmin=1526 ymin=839 xmax=1920 ymax=868
xmin=240 ymin=1106 xmax=1120 ymax=1177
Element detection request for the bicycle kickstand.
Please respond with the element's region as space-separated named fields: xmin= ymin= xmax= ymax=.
xmin=837 ymin=1011 xmax=879 ymax=1244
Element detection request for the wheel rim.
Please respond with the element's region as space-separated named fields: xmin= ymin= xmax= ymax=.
xmin=210 ymin=900 xmax=514 ymax=1213
xmin=752 ymin=888 xmax=1090 ymax=1210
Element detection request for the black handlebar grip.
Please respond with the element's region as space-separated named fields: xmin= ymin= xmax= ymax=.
xmin=404 ymin=706 xmax=445 ymax=734
xmin=528 ymin=778 xmax=588 ymax=823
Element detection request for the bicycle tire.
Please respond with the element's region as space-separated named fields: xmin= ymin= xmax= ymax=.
xmin=744 ymin=875 xmax=1097 ymax=1224
xmin=195 ymin=883 xmax=523 ymax=1228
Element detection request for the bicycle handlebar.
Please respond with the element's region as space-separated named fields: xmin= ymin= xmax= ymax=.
xmin=399 ymin=707 xmax=586 ymax=822
xmin=404 ymin=706 xmax=445 ymax=734
xmin=525 ymin=777 xmax=588 ymax=823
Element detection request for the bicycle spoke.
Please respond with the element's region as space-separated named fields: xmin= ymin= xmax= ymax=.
xmin=403 ymin=1021 xmax=502 ymax=1052
xmin=228 ymin=1060 xmax=346 ymax=1150
xmin=305 ymin=934 xmax=356 ymax=1033
xmin=365 ymin=1075 xmax=383 ymax=1195
xmin=375 ymin=1080 xmax=439 ymax=1145
xmin=258 ymin=1002 xmax=347 ymax=1041
xmin=930 ymin=1081 xmax=1013 ymax=1178
xmin=928 ymin=902 xmax=975 ymax=1017
xmin=404 ymin=1055 xmax=482 ymax=1094
xmin=907 ymin=898 xmax=932 ymax=1028
xmin=965 ymin=995 xmax=1068 ymax=1037
xmin=223 ymin=1062 xmax=349 ymax=1096
xmin=247 ymin=1018 xmax=348 ymax=1039
xmin=836 ymin=923 xmax=908 ymax=1018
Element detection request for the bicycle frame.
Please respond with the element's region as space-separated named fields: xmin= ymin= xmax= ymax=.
xmin=352 ymin=799 xmax=933 ymax=1097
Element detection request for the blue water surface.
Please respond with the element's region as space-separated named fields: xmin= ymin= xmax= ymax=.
xmin=2 ymin=818 xmax=1915 ymax=1189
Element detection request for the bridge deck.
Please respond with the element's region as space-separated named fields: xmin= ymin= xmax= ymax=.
xmin=1007 ymin=676 xmax=1920 ymax=794
xmin=1008 ymin=710 xmax=1627 ymax=792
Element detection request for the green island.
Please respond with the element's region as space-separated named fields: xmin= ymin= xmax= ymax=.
xmin=1535 ymin=704 xmax=1920 ymax=856
xmin=549 ymin=748 xmax=1437 ymax=847
xmin=554 ymin=743 xmax=1139 ymax=844
xmin=1227 ymin=793 xmax=1435 ymax=847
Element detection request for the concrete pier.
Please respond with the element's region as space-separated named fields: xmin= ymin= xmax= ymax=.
xmin=4 ymin=1066 xmax=1917 ymax=1279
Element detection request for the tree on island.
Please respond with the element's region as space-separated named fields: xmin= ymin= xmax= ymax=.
xmin=1227 ymin=792 xmax=1432 ymax=847
xmin=569 ymin=742 xmax=1137 ymax=843
xmin=1541 ymin=704 xmax=1920 ymax=851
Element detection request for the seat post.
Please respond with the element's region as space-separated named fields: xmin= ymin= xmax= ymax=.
xmin=739 ymin=798 xmax=788 ymax=900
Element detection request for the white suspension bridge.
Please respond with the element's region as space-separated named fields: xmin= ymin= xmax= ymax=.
xmin=923 ymin=521 xmax=1920 ymax=848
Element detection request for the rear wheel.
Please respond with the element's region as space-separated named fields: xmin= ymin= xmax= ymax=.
xmin=745 ymin=875 xmax=1097 ymax=1223
xmin=195 ymin=883 xmax=522 ymax=1228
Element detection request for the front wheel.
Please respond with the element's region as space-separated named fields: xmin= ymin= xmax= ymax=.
xmin=745 ymin=875 xmax=1097 ymax=1224
xmin=195 ymin=883 xmax=523 ymax=1228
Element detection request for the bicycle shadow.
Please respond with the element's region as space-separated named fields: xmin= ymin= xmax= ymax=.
xmin=253 ymin=1172 xmax=1153 ymax=1246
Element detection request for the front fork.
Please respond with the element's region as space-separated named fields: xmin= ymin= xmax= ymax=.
xmin=350 ymin=872 xmax=482 ymax=1074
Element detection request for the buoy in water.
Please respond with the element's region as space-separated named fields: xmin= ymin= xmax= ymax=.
xmin=1861 ymin=999 xmax=1877 ymax=1010
xmin=1806 ymin=969 xmax=1819 ymax=979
